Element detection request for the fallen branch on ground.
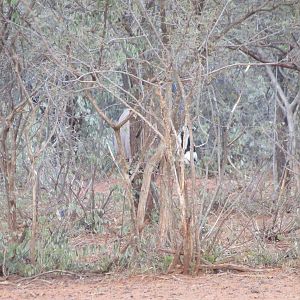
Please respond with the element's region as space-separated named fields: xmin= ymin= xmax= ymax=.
xmin=16 ymin=270 xmax=83 ymax=283
xmin=159 ymin=248 xmax=272 ymax=273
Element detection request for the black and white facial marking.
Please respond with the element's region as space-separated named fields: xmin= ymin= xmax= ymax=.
xmin=178 ymin=126 xmax=198 ymax=164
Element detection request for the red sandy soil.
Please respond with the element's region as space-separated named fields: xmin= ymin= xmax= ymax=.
xmin=1 ymin=269 xmax=300 ymax=300
xmin=92 ymin=177 xmax=219 ymax=195
xmin=2 ymin=177 xmax=299 ymax=299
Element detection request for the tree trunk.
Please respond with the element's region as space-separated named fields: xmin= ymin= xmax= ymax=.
xmin=159 ymin=158 xmax=173 ymax=246
xmin=30 ymin=167 xmax=39 ymax=263
xmin=136 ymin=142 xmax=165 ymax=231
xmin=1 ymin=127 xmax=17 ymax=236
xmin=286 ymin=107 xmax=300 ymax=191
xmin=273 ymin=106 xmax=288 ymax=190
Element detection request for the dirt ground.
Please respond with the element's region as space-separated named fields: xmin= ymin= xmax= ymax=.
xmin=1 ymin=269 xmax=300 ymax=300
xmin=2 ymin=178 xmax=300 ymax=299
